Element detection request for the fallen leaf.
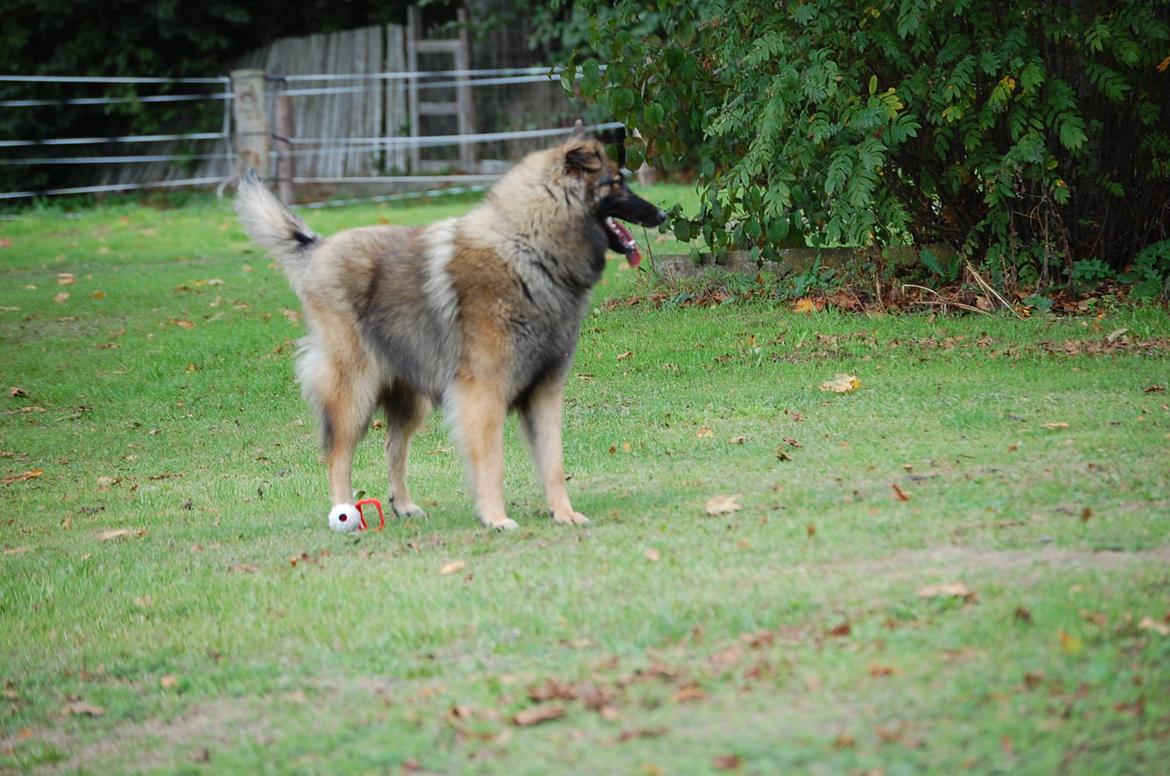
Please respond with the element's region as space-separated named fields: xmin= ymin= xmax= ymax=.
xmin=1143 ymin=385 xmax=1165 ymax=394
xmin=1105 ymin=327 xmax=1128 ymax=343
xmin=868 ymin=663 xmax=897 ymax=677
xmin=97 ymin=528 xmax=146 ymax=541
xmin=783 ymin=437 xmax=802 ymax=448
xmin=616 ymin=350 xmax=634 ymax=361
xmin=2 ymin=546 xmax=30 ymax=556
xmin=1014 ymin=606 xmax=1033 ymax=623
xmin=891 ymin=483 xmax=910 ymax=501
xmin=705 ymin=494 xmax=742 ymax=516
xmin=92 ymin=290 xmax=106 ymax=300
xmin=793 ymin=298 xmax=816 ymax=314
xmin=1139 ymin=616 xmax=1170 ymax=636
xmin=820 ymin=373 xmax=860 ymax=394
xmin=728 ymin=435 xmax=747 ymax=445
xmin=672 ymin=684 xmax=706 ymax=703
xmin=63 ymin=702 xmax=104 ymax=717
xmin=619 ymin=727 xmax=667 ymax=742
xmin=160 ymin=674 xmax=179 ymax=689
xmin=440 ymin=560 xmax=466 ymax=575
xmin=1080 ymin=507 xmax=1092 ymax=522
xmin=2 ymin=468 xmax=43 ymax=486
xmin=1059 ymin=629 xmax=1083 ymax=655
xmin=172 ymin=319 xmax=195 ymax=329
xmin=828 ymin=621 xmax=852 ymax=638
xmin=8 ymin=386 xmax=28 ymax=398
xmin=713 ymin=754 xmax=741 ymax=770
xmin=512 ymin=704 xmax=565 ymax=726
xmin=917 ymin=581 xmax=976 ymax=601
xmin=695 ymin=426 xmax=714 ymax=438
xmin=54 ymin=292 xmax=70 ymax=304
xmin=57 ymin=272 xmax=75 ymax=286
xmin=229 ymin=563 xmax=258 ymax=574
xmin=644 ymin=548 xmax=660 ymax=562
xmin=1042 ymin=422 xmax=1069 ymax=430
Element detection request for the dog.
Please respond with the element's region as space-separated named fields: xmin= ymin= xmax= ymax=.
xmin=235 ymin=124 xmax=665 ymax=530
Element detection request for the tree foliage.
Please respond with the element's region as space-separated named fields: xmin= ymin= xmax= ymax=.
xmin=565 ymin=0 xmax=1170 ymax=289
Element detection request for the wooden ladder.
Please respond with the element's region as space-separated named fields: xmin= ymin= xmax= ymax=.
xmin=406 ymin=6 xmax=475 ymax=172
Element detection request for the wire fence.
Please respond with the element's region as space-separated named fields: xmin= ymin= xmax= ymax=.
xmin=0 ymin=62 xmax=609 ymax=207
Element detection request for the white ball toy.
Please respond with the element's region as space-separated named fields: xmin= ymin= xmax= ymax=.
xmin=328 ymin=503 xmax=361 ymax=533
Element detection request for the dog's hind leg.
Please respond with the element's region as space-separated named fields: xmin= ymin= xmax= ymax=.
xmin=520 ymin=377 xmax=589 ymax=526
xmin=447 ymin=377 xmax=516 ymax=531
xmin=300 ymin=336 xmax=379 ymax=510
xmin=382 ymin=380 xmax=432 ymax=517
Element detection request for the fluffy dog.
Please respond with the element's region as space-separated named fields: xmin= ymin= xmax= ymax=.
xmin=235 ymin=125 xmax=665 ymax=530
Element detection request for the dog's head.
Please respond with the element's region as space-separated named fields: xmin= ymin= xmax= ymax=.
xmin=559 ymin=132 xmax=666 ymax=268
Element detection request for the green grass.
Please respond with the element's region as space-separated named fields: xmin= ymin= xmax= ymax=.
xmin=2 ymin=191 xmax=1169 ymax=774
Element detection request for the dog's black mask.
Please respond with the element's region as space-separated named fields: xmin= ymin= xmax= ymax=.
xmin=595 ymin=177 xmax=666 ymax=267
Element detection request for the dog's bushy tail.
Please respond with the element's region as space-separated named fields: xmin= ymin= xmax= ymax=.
xmin=234 ymin=170 xmax=318 ymax=291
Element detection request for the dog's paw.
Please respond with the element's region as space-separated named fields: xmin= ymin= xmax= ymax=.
xmin=486 ymin=517 xmax=519 ymax=532
xmin=551 ymin=509 xmax=590 ymax=526
xmin=328 ymin=503 xmax=361 ymax=533
xmin=392 ymin=500 xmax=427 ymax=519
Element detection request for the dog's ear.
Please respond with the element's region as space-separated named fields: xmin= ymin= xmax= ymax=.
xmin=570 ymin=119 xmax=586 ymax=139
xmin=564 ymin=142 xmax=603 ymax=174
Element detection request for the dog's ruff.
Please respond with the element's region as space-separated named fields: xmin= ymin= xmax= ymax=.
xmin=236 ymin=130 xmax=665 ymax=531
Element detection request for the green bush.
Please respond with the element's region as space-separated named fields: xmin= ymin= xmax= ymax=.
xmin=565 ymin=0 xmax=1170 ymax=292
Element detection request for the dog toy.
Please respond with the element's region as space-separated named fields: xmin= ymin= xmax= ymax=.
xmin=327 ymin=498 xmax=385 ymax=533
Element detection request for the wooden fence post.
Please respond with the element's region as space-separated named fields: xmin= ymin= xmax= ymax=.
xmin=231 ymin=69 xmax=268 ymax=178
xmin=275 ymin=94 xmax=295 ymax=203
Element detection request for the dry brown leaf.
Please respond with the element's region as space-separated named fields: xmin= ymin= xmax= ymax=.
xmin=512 ymin=704 xmax=565 ymax=726
xmin=440 ymin=560 xmax=466 ymax=576
xmin=820 ymin=373 xmax=860 ymax=394
xmin=97 ymin=528 xmax=146 ymax=542
xmin=917 ymin=581 xmax=976 ymax=601
xmin=868 ymin=663 xmax=897 ymax=677
xmin=891 ymin=483 xmax=910 ymax=501
xmin=793 ymin=298 xmax=816 ymax=314
xmin=1138 ymin=616 xmax=1170 ymax=636
xmin=172 ymin=319 xmax=195 ymax=329
xmin=672 ymin=684 xmax=706 ymax=703
xmin=828 ymin=621 xmax=852 ymax=638
xmin=63 ymin=701 xmax=104 ymax=717
xmin=705 ymin=494 xmax=742 ymax=516
xmin=712 ymin=755 xmax=742 ymax=770
xmin=2 ymin=468 xmax=43 ymax=486
xmin=695 ymin=426 xmax=714 ymax=438
xmin=616 ymin=350 xmax=634 ymax=361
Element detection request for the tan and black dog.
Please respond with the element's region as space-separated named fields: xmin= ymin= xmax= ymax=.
xmin=235 ymin=125 xmax=665 ymax=530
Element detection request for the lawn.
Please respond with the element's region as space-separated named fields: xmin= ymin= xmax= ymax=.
xmin=2 ymin=190 xmax=1169 ymax=774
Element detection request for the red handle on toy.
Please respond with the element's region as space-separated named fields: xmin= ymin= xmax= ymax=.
xmin=355 ymin=498 xmax=385 ymax=531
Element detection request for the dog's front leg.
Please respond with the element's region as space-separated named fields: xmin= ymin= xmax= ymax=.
xmin=449 ymin=377 xmax=517 ymax=531
xmin=520 ymin=377 xmax=589 ymax=526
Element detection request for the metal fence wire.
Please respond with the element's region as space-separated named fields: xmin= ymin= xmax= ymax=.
xmin=0 ymin=63 xmax=608 ymax=206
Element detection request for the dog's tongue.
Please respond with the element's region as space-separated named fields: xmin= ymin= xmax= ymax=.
xmin=608 ymin=218 xmax=642 ymax=268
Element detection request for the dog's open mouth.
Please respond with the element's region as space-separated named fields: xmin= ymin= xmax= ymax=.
xmin=604 ymin=216 xmax=642 ymax=268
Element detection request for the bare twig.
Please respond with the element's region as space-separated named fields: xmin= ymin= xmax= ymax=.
xmin=964 ymin=263 xmax=1025 ymax=320
xmin=900 ymin=284 xmax=991 ymax=316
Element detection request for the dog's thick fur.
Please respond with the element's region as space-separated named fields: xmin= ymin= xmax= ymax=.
xmin=236 ymin=130 xmax=664 ymax=530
